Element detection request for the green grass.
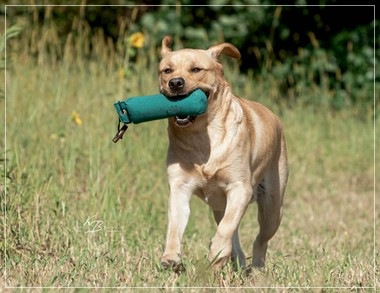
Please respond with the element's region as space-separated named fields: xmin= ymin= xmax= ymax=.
xmin=1 ymin=21 xmax=378 ymax=291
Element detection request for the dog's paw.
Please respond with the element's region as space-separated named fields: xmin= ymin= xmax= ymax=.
xmin=209 ymin=255 xmax=230 ymax=270
xmin=252 ymin=256 xmax=266 ymax=268
xmin=161 ymin=259 xmax=185 ymax=273
xmin=208 ymin=236 xmax=232 ymax=269
xmin=208 ymin=248 xmax=231 ymax=270
xmin=252 ymin=240 xmax=267 ymax=268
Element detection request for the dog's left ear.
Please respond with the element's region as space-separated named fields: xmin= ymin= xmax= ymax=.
xmin=161 ymin=35 xmax=173 ymax=57
xmin=207 ymin=43 xmax=241 ymax=60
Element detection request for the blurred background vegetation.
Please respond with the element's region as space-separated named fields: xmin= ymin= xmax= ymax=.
xmin=2 ymin=1 xmax=378 ymax=115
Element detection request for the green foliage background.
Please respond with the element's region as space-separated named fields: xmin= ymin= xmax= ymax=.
xmin=2 ymin=1 xmax=378 ymax=113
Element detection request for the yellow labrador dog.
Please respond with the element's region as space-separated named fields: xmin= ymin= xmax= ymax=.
xmin=159 ymin=36 xmax=289 ymax=270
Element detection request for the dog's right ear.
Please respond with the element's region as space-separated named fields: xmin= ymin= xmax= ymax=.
xmin=161 ymin=35 xmax=172 ymax=57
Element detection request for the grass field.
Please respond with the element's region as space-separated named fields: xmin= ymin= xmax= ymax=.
xmin=1 ymin=21 xmax=378 ymax=291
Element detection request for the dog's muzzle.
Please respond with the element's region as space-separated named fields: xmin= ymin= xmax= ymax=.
xmin=166 ymin=77 xmax=209 ymax=128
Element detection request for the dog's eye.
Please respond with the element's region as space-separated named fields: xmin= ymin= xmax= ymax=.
xmin=163 ymin=68 xmax=172 ymax=74
xmin=191 ymin=67 xmax=202 ymax=73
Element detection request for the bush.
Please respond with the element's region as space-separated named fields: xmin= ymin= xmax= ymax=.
xmin=3 ymin=1 xmax=377 ymax=114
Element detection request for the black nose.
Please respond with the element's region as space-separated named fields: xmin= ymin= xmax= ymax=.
xmin=168 ymin=77 xmax=185 ymax=91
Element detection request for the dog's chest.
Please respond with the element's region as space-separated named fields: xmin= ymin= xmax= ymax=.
xmin=195 ymin=176 xmax=227 ymax=210
xmin=191 ymin=163 xmax=231 ymax=207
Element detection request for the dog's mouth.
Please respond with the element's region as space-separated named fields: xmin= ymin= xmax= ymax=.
xmin=164 ymin=88 xmax=210 ymax=128
xmin=174 ymin=115 xmax=196 ymax=127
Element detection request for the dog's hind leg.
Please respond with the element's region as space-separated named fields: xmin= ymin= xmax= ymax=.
xmin=231 ymin=229 xmax=246 ymax=270
xmin=213 ymin=210 xmax=246 ymax=269
xmin=253 ymin=140 xmax=288 ymax=268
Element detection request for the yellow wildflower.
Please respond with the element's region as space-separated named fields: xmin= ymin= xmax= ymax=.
xmin=72 ymin=111 xmax=83 ymax=126
xmin=129 ymin=32 xmax=145 ymax=48
xmin=118 ymin=68 xmax=124 ymax=79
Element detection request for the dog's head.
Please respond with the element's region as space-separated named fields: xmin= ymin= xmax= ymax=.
xmin=159 ymin=36 xmax=240 ymax=128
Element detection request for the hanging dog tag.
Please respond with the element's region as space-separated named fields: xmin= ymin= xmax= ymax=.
xmin=112 ymin=124 xmax=128 ymax=143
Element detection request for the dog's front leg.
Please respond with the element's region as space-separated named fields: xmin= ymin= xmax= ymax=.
xmin=209 ymin=182 xmax=252 ymax=269
xmin=161 ymin=181 xmax=192 ymax=269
